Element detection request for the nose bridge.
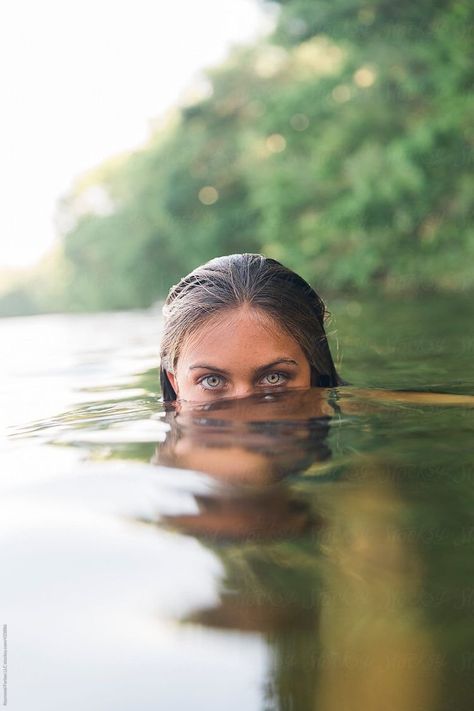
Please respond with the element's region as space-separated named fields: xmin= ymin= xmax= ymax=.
xmin=233 ymin=377 xmax=254 ymax=398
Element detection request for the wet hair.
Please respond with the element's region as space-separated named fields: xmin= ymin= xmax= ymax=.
xmin=160 ymin=253 xmax=344 ymax=401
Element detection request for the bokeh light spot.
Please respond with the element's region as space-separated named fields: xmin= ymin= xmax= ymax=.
xmin=254 ymin=46 xmax=288 ymax=78
xmin=353 ymin=66 xmax=376 ymax=88
xmin=331 ymin=85 xmax=352 ymax=103
xmin=266 ymin=134 xmax=286 ymax=153
xmin=290 ymin=113 xmax=310 ymax=131
xmin=198 ymin=186 xmax=219 ymax=205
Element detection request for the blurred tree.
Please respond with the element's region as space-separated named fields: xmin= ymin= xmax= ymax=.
xmin=265 ymin=0 xmax=474 ymax=291
xmin=4 ymin=0 xmax=471 ymax=314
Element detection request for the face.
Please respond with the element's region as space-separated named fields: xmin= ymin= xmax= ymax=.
xmin=166 ymin=305 xmax=311 ymax=402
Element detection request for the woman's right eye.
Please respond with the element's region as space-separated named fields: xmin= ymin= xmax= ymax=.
xmin=199 ymin=375 xmax=224 ymax=390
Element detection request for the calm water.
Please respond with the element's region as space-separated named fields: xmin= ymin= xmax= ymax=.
xmin=2 ymin=296 xmax=473 ymax=711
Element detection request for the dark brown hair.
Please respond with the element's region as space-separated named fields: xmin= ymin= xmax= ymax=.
xmin=160 ymin=253 xmax=343 ymax=401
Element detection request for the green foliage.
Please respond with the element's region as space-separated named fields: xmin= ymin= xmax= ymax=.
xmin=4 ymin=0 xmax=473 ymax=315
xmin=0 ymin=286 xmax=40 ymax=317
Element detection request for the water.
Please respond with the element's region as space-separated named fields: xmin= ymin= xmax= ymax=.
xmin=1 ymin=297 xmax=473 ymax=711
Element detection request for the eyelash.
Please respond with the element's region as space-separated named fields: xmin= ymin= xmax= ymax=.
xmin=197 ymin=372 xmax=291 ymax=391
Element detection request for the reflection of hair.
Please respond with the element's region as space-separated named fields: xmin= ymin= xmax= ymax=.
xmin=160 ymin=253 xmax=343 ymax=401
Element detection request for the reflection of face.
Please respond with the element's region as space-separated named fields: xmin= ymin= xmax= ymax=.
xmin=155 ymin=389 xmax=333 ymax=485
xmin=166 ymin=440 xmax=275 ymax=485
xmin=154 ymin=389 xmax=332 ymax=540
xmin=166 ymin=305 xmax=311 ymax=403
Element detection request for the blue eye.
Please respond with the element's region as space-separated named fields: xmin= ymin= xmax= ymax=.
xmin=200 ymin=375 xmax=224 ymax=390
xmin=261 ymin=372 xmax=288 ymax=386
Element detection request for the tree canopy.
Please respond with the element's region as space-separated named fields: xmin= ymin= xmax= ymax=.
xmin=1 ymin=0 xmax=472 ymax=315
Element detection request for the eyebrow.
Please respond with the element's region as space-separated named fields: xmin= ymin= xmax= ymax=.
xmin=188 ymin=359 xmax=299 ymax=376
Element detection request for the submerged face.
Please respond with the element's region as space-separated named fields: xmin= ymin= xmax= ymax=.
xmin=166 ymin=305 xmax=311 ymax=402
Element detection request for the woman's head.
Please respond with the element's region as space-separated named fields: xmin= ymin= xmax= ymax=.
xmin=160 ymin=253 xmax=342 ymax=402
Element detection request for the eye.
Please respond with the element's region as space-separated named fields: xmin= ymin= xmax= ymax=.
xmin=261 ymin=372 xmax=288 ymax=386
xmin=199 ymin=374 xmax=225 ymax=390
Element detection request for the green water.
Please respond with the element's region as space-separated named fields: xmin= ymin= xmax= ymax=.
xmin=2 ymin=295 xmax=473 ymax=711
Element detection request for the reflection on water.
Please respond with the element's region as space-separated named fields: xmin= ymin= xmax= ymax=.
xmin=151 ymin=395 xmax=439 ymax=711
xmin=1 ymin=303 xmax=474 ymax=710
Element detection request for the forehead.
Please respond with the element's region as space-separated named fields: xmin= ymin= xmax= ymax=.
xmin=178 ymin=305 xmax=306 ymax=368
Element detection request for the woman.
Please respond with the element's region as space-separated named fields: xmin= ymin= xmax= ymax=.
xmin=160 ymin=253 xmax=474 ymax=408
xmin=160 ymin=253 xmax=343 ymax=403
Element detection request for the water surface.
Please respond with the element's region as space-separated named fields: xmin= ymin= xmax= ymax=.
xmin=2 ymin=297 xmax=473 ymax=711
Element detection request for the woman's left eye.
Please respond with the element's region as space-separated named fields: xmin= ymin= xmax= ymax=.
xmin=261 ymin=372 xmax=288 ymax=386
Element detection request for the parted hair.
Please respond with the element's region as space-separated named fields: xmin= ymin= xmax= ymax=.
xmin=159 ymin=253 xmax=343 ymax=401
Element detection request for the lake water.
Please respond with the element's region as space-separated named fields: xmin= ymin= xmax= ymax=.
xmin=2 ymin=296 xmax=473 ymax=711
